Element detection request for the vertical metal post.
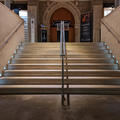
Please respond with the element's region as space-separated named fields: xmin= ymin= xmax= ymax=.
xmin=61 ymin=55 xmax=65 ymax=106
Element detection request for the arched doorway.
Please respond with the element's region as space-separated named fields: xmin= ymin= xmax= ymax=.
xmin=43 ymin=2 xmax=80 ymax=42
xmin=50 ymin=8 xmax=75 ymax=42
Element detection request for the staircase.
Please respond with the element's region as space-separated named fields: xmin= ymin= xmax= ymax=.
xmin=0 ymin=42 xmax=120 ymax=101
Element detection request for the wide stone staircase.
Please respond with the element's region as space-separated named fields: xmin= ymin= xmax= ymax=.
xmin=0 ymin=42 xmax=120 ymax=103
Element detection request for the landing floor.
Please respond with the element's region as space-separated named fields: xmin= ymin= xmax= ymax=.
xmin=0 ymin=95 xmax=120 ymax=120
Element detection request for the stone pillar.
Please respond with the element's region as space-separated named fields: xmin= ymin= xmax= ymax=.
xmin=75 ymin=24 xmax=80 ymax=42
xmin=4 ymin=0 xmax=11 ymax=9
xmin=92 ymin=0 xmax=103 ymax=42
xmin=28 ymin=1 xmax=38 ymax=42
xmin=115 ymin=0 xmax=120 ymax=8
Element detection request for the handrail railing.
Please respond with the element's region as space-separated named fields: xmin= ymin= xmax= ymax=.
xmin=101 ymin=20 xmax=120 ymax=43
xmin=60 ymin=21 xmax=66 ymax=56
xmin=60 ymin=21 xmax=68 ymax=106
xmin=0 ymin=21 xmax=24 ymax=50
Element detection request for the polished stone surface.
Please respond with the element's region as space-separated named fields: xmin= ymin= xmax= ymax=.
xmin=0 ymin=95 xmax=120 ymax=120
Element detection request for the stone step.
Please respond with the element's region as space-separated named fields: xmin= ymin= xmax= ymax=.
xmin=22 ymin=42 xmax=104 ymax=47
xmin=7 ymin=64 xmax=118 ymax=70
xmin=4 ymin=70 xmax=120 ymax=77
xmin=1 ymin=77 xmax=120 ymax=85
xmin=0 ymin=85 xmax=120 ymax=95
xmin=17 ymin=50 xmax=109 ymax=54
xmin=11 ymin=58 xmax=115 ymax=64
xmin=15 ymin=54 xmax=112 ymax=58
xmin=20 ymin=46 xmax=107 ymax=50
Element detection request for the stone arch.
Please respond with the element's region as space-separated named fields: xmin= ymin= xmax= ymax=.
xmin=43 ymin=2 xmax=81 ymax=42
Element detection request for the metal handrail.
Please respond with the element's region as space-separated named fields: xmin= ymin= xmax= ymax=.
xmin=60 ymin=21 xmax=67 ymax=106
xmin=60 ymin=21 xmax=66 ymax=56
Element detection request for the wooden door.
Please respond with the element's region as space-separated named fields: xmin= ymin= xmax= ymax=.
xmin=50 ymin=8 xmax=75 ymax=42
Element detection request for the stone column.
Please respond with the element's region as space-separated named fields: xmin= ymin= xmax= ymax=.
xmin=75 ymin=24 xmax=80 ymax=42
xmin=92 ymin=0 xmax=103 ymax=42
xmin=28 ymin=1 xmax=38 ymax=42
xmin=4 ymin=0 xmax=11 ymax=9
xmin=115 ymin=0 xmax=120 ymax=8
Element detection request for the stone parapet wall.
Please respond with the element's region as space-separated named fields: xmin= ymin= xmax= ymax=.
xmin=0 ymin=2 xmax=23 ymax=44
xmin=101 ymin=6 xmax=120 ymax=64
xmin=0 ymin=2 xmax=24 ymax=73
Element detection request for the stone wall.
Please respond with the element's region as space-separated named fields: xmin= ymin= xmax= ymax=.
xmin=38 ymin=1 xmax=48 ymax=41
xmin=38 ymin=1 xmax=92 ymax=24
xmin=0 ymin=2 xmax=23 ymax=44
xmin=39 ymin=1 xmax=48 ymax=25
xmin=0 ymin=2 xmax=24 ymax=73
xmin=38 ymin=1 xmax=92 ymax=42
xmin=28 ymin=0 xmax=105 ymax=42
xmin=101 ymin=7 xmax=120 ymax=64
xmin=77 ymin=1 xmax=91 ymax=13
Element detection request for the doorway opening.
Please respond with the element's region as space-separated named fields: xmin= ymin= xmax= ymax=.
xmin=50 ymin=8 xmax=75 ymax=42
